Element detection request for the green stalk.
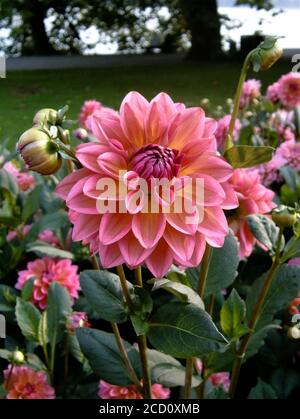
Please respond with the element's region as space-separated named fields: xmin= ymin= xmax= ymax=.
xmin=229 ymin=228 xmax=284 ymax=398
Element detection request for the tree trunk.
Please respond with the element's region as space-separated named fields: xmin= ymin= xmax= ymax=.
xmin=22 ymin=2 xmax=55 ymax=55
xmin=179 ymin=0 xmax=222 ymax=60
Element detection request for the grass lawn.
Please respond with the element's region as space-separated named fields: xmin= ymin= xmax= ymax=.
xmin=0 ymin=58 xmax=291 ymax=148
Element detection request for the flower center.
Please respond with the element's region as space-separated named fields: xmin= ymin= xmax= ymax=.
xmin=23 ymin=383 xmax=35 ymax=396
xmin=130 ymin=145 xmax=182 ymax=183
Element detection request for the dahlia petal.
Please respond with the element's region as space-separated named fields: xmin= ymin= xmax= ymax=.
xmin=181 ymin=153 xmax=233 ymax=181
xmin=220 ymin=182 xmax=239 ymax=210
xmin=125 ymin=189 xmax=147 ymax=214
xmin=145 ymin=101 xmax=167 ymax=144
xmin=72 ymin=213 xmax=101 ymax=241
xmin=119 ymin=231 xmax=152 ymax=267
xmin=164 ymin=225 xmax=195 ymax=261
xmin=99 ymin=242 xmax=125 ymax=268
xmin=97 ymin=152 xmax=127 ymax=179
xmin=76 ymin=143 xmax=108 ymax=173
xmin=99 ymin=212 xmax=132 ymax=245
xmin=166 ymin=208 xmax=198 ymax=235
xmin=145 ymin=239 xmax=173 ymax=278
xmin=198 ymin=207 xmax=228 ymax=237
xmin=55 ymin=168 xmax=90 ymax=199
xmin=132 ymin=212 xmax=166 ymax=249
xmin=150 ymin=92 xmax=177 ymax=119
xmin=168 ymin=107 xmax=205 ymax=150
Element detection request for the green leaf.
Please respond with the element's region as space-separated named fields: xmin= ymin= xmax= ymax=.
xmin=152 ymin=363 xmax=201 ymax=388
xmin=220 ymin=289 xmax=250 ymax=341
xmin=246 ymin=265 xmax=300 ymax=356
xmin=15 ymin=298 xmax=41 ymax=342
xmin=21 ymin=185 xmax=42 ymax=222
xmin=247 ymin=214 xmax=281 ymax=255
xmin=270 ymin=368 xmax=300 ymax=399
xmin=0 ymin=349 xmax=11 ymax=361
xmin=186 ymin=231 xmax=239 ymax=297
xmin=0 ymin=285 xmax=17 ymax=312
xmin=47 ymin=282 xmax=72 ymax=347
xmin=21 ymin=278 xmax=34 ymax=301
xmin=281 ymin=236 xmax=300 ymax=262
xmin=248 ymin=378 xmax=277 ymax=399
xmin=0 ymin=168 xmax=18 ymax=196
xmin=26 ymin=241 xmax=73 ymax=259
xmin=166 ymin=266 xmax=192 ymax=287
xmin=152 ymin=279 xmax=204 ymax=309
xmin=26 ymin=353 xmax=47 ymax=372
xmin=147 ymin=349 xmax=181 ymax=369
xmin=80 ymin=270 xmax=130 ymax=323
xmin=280 ymin=166 xmax=299 ymax=193
xmin=224 ymin=145 xmax=274 ymax=168
xmin=76 ymin=328 xmax=141 ymax=386
xmin=148 ymin=302 xmax=227 ymax=359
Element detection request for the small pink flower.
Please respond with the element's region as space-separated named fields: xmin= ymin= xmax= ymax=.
xmin=7 ymin=224 xmax=31 ymax=241
xmin=210 ymin=372 xmax=231 ymax=392
xmin=215 ymin=114 xmax=241 ymax=149
xmin=98 ymin=380 xmax=170 ymax=399
xmin=240 ymin=79 xmax=261 ymax=109
xmin=38 ymin=230 xmax=61 ymax=247
xmin=79 ymin=100 xmax=117 ymax=131
xmin=228 ymin=169 xmax=276 ymax=258
xmin=278 ymin=72 xmax=300 ymax=109
xmin=56 ymin=91 xmax=238 ymax=278
xmin=276 ymin=140 xmax=300 ymax=171
xmin=16 ymin=257 xmax=80 ymax=309
xmin=253 ymin=154 xmax=285 ymax=187
xmin=266 ymin=82 xmax=280 ymax=103
xmin=288 ymin=257 xmax=300 ymax=266
xmin=3 ymin=365 xmax=55 ymax=399
xmin=195 ymin=360 xmax=230 ymax=392
xmin=3 ymin=161 xmax=35 ymax=192
xmin=66 ymin=311 xmax=91 ymax=333
xmin=79 ymin=100 xmax=102 ymax=129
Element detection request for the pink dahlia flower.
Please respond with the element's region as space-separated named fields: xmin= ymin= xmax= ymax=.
xmin=38 ymin=230 xmax=61 ymax=247
xmin=3 ymin=365 xmax=55 ymax=399
xmin=278 ymin=72 xmax=300 ymax=109
xmin=56 ymin=92 xmax=238 ymax=278
xmin=3 ymin=161 xmax=35 ymax=191
xmin=196 ymin=360 xmax=230 ymax=392
xmin=215 ymin=114 xmax=241 ymax=149
xmin=228 ymin=169 xmax=276 ymax=258
xmin=79 ymin=100 xmax=117 ymax=131
xmin=98 ymin=380 xmax=170 ymax=399
xmin=253 ymin=154 xmax=285 ymax=187
xmin=266 ymin=82 xmax=280 ymax=103
xmin=240 ymin=79 xmax=261 ymax=109
xmin=276 ymin=140 xmax=300 ymax=171
xmin=66 ymin=311 xmax=91 ymax=332
xmin=16 ymin=257 xmax=80 ymax=309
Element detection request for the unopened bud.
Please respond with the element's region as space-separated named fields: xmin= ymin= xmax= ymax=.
xmin=74 ymin=128 xmax=88 ymax=141
xmin=201 ymin=98 xmax=210 ymax=107
xmin=10 ymin=350 xmax=25 ymax=365
xmin=272 ymin=206 xmax=297 ymax=229
xmin=17 ymin=128 xmax=62 ymax=175
xmin=287 ymin=326 xmax=300 ymax=340
xmin=33 ymin=108 xmax=58 ymax=127
xmin=260 ymin=41 xmax=283 ymax=71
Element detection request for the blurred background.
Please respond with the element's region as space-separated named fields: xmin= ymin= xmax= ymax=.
xmin=0 ymin=0 xmax=299 ymax=144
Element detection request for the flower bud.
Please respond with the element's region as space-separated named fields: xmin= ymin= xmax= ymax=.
xmin=272 ymin=206 xmax=297 ymax=229
xmin=33 ymin=108 xmax=58 ymax=127
xmin=74 ymin=128 xmax=88 ymax=141
xmin=287 ymin=326 xmax=300 ymax=340
xmin=260 ymin=41 xmax=283 ymax=71
xmin=10 ymin=350 xmax=25 ymax=365
xmin=201 ymin=98 xmax=210 ymax=107
xmin=17 ymin=128 xmax=62 ymax=175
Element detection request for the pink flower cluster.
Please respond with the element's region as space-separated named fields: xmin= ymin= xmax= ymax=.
xmin=3 ymin=161 xmax=35 ymax=191
xmin=3 ymin=365 xmax=55 ymax=399
xmin=7 ymin=225 xmax=60 ymax=247
xmin=57 ymin=91 xmax=239 ymax=278
xmin=228 ymin=169 xmax=275 ymax=258
xmin=240 ymin=79 xmax=261 ymax=109
xmin=215 ymin=114 xmax=241 ymax=149
xmin=277 ymin=72 xmax=300 ymax=109
xmin=276 ymin=140 xmax=300 ymax=171
xmin=98 ymin=380 xmax=170 ymax=399
xmin=16 ymin=257 xmax=80 ymax=309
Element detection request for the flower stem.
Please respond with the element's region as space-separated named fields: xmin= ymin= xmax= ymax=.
xmin=185 ymin=245 xmax=212 ymax=399
xmin=116 ymin=265 xmax=134 ymax=312
xmin=111 ymin=322 xmax=143 ymax=393
xmin=225 ymin=50 xmax=254 ymax=151
xmin=134 ymin=267 xmax=152 ymax=399
xmin=229 ymin=228 xmax=283 ymax=398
